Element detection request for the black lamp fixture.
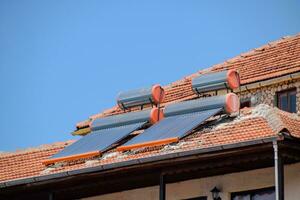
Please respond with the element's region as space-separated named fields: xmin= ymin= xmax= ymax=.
xmin=210 ymin=186 xmax=221 ymax=200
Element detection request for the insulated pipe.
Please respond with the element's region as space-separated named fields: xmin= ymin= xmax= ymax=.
xmin=91 ymin=108 xmax=164 ymax=131
xmin=164 ymin=93 xmax=240 ymax=117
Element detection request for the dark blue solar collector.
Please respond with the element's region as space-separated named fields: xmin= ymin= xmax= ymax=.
xmin=44 ymin=108 xmax=162 ymax=165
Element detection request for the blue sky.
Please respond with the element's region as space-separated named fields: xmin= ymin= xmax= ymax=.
xmin=0 ymin=0 xmax=299 ymax=152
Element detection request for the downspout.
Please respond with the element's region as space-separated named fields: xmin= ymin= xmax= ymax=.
xmin=273 ymin=141 xmax=279 ymax=200
xmin=160 ymin=173 xmax=166 ymax=200
xmin=273 ymin=140 xmax=284 ymax=200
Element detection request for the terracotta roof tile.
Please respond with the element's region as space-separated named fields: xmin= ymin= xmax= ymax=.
xmin=0 ymin=141 xmax=73 ymax=182
xmin=277 ymin=110 xmax=300 ymax=137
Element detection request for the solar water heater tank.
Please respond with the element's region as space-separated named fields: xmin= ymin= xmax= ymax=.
xmin=117 ymin=84 xmax=165 ymax=110
xmin=91 ymin=107 xmax=164 ymax=131
xmin=164 ymin=93 xmax=240 ymax=117
xmin=192 ymin=70 xmax=240 ymax=94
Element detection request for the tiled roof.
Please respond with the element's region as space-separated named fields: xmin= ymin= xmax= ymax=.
xmin=1 ymin=34 xmax=300 ymax=184
xmin=1 ymin=105 xmax=300 ymax=183
xmin=0 ymin=141 xmax=73 ymax=183
xmin=77 ymin=33 xmax=300 ymax=128
xmin=277 ymin=110 xmax=300 ymax=137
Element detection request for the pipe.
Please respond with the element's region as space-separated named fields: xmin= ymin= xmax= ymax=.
xmin=160 ymin=173 xmax=166 ymax=200
xmin=273 ymin=141 xmax=279 ymax=200
xmin=273 ymin=140 xmax=284 ymax=200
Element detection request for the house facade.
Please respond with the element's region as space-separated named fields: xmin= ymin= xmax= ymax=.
xmin=0 ymin=34 xmax=300 ymax=200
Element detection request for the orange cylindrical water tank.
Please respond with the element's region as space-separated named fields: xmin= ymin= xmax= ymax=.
xmin=225 ymin=93 xmax=240 ymax=114
xmin=151 ymin=84 xmax=165 ymax=104
xmin=226 ymin=69 xmax=240 ymax=90
xmin=149 ymin=107 xmax=164 ymax=124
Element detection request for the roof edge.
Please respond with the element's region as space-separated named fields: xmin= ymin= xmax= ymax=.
xmin=0 ymin=135 xmax=281 ymax=189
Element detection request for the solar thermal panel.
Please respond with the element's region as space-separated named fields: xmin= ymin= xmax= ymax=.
xmin=118 ymin=108 xmax=222 ymax=151
xmin=50 ymin=122 xmax=145 ymax=159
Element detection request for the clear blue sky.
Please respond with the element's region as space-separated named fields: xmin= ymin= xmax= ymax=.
xmin=0 ymin=0 xmax=299 ymax=152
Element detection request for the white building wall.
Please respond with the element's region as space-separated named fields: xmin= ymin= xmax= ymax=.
xmin=83 ymin=162 xmax=300 ymax=200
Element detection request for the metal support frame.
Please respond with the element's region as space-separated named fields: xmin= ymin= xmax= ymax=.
xmin=273 ymin=141 xmax=284 ymax=200
xmin=159 ymin=173 xmax=166 ymax=200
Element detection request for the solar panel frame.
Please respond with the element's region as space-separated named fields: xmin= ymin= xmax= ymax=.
xmin=51 ymin=122 xmax=146 ymax=159
xmin=120 ymin=108 xmax=222 ymax=149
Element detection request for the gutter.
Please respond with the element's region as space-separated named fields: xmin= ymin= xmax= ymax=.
xmin=0 ymin=135 xmax=281 ymax=189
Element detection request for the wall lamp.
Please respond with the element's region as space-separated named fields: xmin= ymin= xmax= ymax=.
xmin=210 ymin=186 xmax=221 ymax=200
